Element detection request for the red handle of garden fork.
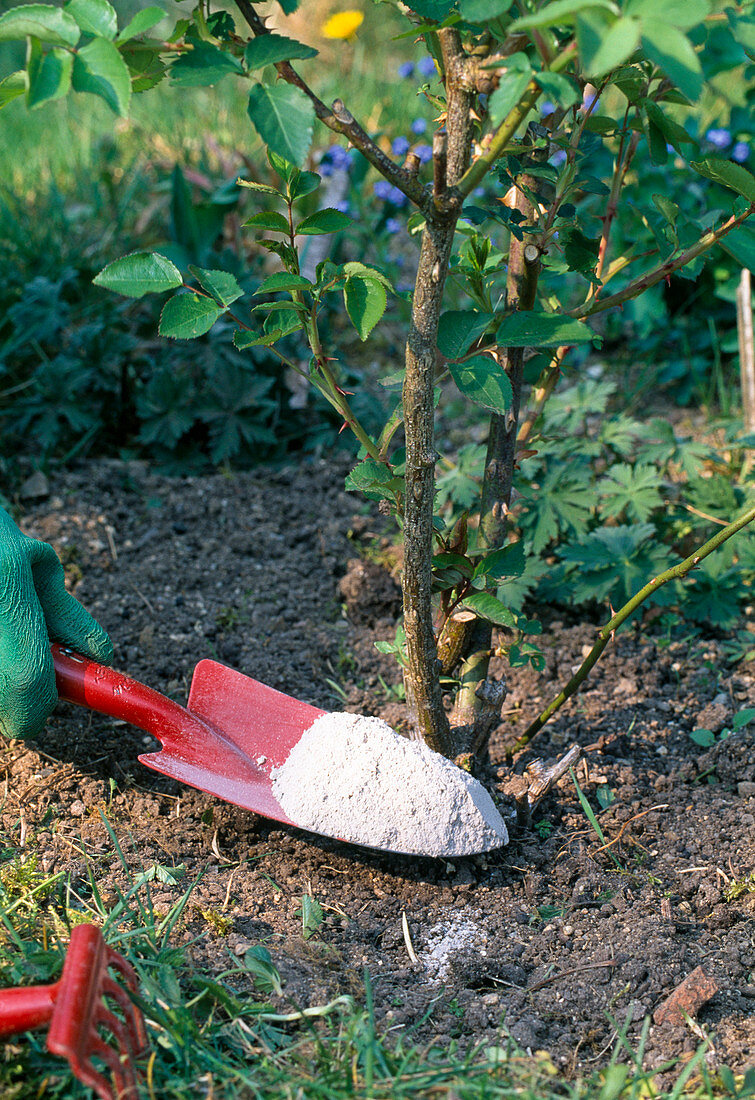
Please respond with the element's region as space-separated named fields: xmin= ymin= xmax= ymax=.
xmin=52 ymin=643 xmax=222 ymax=766
xmin=0 ymin=983 xmax=58 ymax=1037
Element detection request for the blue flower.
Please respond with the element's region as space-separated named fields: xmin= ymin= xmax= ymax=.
xmin=551 ymin=149 xmax=567 ymax=167
xmin=392 ymin=136 xmax=411 ymax=157
xmin=334 ymin=199 xmax=350 ymax=214
xmin=417 ymin=56 xmax=436 ymax=77
xmin=328 ymin=144 xmax=353 ymax=170
xmin=398 ymin=61 xmax=415 ymax=78
xmin=410 ymin=117 xmax=428 ymax=135
xmin=374 ymin=181 xmax=407 ymax=206
xmin=581 ymin=91 xmax=598 ymax=112
xmin=540 ymin=99 xmax=555 ymax=115
xmin=385 ymin=217 xmax=402 ymax=234
xmin=733 ymin=141 xmax=750 ymax=162
xmin=706 ymin=128 xmax=731 ymax=149
xmin=414 ymin=143 xmax=433 ymax=164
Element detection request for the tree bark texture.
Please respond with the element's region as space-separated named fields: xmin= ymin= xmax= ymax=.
xmin=401 ymin=29 xmax=474 ymax=755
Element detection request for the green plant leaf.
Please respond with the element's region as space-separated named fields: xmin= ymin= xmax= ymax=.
xmin=344 ymin=277 xmax=387 ymax=340
xmin=458 ymin=0 xmax=514 ymax=19
xmin=159 ymin=293 xmax=223 ymax=339
xmin=473 ymin=541 xmax=526 ymax=580
xmin=243 ymin=945 xmax=282 ymax=996
xmin=296 ymin=208 xmax=352 ymax=235
xmin=289 ymin=169 xmax=321 ymax=201
xmin=690 ymin=156 xmax=755 ymax=202
xmin=460 ymin=591 xmax=517 ymax=627
xmin=93 ymin=251 xmax=182 ymax=297
xmin=0 ymin=70 xmax=27 ymax=108
xmin=690 ymin=728 xmax=716 ymax=747
xmin=598 ymin=463 xmax=663 ymax=522
xmin=187 ymin=267 xmax=243 ymax=306
xmin=624 ymin=0 xmax=710 ymax=31
xmin=242 ymin=211 xmax=290 ymax=234
xmin=437 ymin=310 xmax=493 ymax=358
xmin=0 ymin=4 xmax=79 ymax=47
xmin=342 ymin=261 xmax=394 ymax=291
xmin=244 ymin=32 xmax=317 ymax=69
xmin=488 ymin=63 xmax=533 ymax=125
xmin=115 ymin=6 xmax=165 ymax=42
xmin=236 ymin=177 xmax=285 ymax=198
xmin=64 ymin=0 xmax=117 ymax=40
xmin=448 ymin=355 xmax=512 ymax=413
xmin=640 ymin=19 xmax=703 ymax=101
xmin=247 ymin=82 xmax=315 ymax=168
xmin=255 ymin=272 xmax=312 ymax=294
xmin=496 ymin=312 xmax=594 ymax=347
xmin=170 ymin=41 xmax=244 ymax=85
xmin=71 ymin=35 xmax=132 ymax=114
xmin=582 ymin=14 xmax=641 ymax=75
xmin=642 ymin=99 xmax=696 ymax=153
xmin=27 ymin=44 xmax=72 ymax=107
xmin=234 ymin=328 xmax=274 ymax=348
xmin=533 ymin=70 xmax=581 ymax=107
xmin=509 ymin=0 xmax=618 ymax=31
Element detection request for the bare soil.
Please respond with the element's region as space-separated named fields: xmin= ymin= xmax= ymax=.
xmin=4 ymin=457 xmax=755 ymax=1083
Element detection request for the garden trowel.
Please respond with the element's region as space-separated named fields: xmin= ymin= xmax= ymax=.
xmin=52 ymin=645 xmax=508 ymax=857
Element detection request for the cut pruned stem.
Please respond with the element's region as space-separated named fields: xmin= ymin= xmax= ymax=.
xmin=510 ymin=502 xmax=755 ymax=757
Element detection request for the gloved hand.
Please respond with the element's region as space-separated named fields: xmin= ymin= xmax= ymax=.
xmin=0 ymin=507 xmax=113 ymax=741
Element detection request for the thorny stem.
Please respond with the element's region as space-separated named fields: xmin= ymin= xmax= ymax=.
xmin=571 ymin=204 xmax=755 ymax=318
xmin=234 ymin=0 xmax=432 ymax=214
xmin=510 ymin=503 xmax=755 ymax=756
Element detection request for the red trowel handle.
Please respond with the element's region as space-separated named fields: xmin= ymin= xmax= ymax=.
xmin=52 ymin=644 xmax=210 ymax=759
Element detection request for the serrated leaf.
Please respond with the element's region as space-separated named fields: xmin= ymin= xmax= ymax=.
xmin=509 ymin=0 xmax=618 ymax=31
xmin=344 ymin=277 xmax=387 ymax=341
xmin=449 ymin=355 xmax=512 ymax=413
xmin=64 ymin=0 xmax=116 ymax=39
xmin=93 ymin=251 xmax=182 ymax=297
xmin=255 ymin=271 xmax=312 ymax=294
xmin=690 ymin=156 xmax=755 ymax=202
xmin=342 ymin=261 xmax=394 ymax=291
xmin=170 ymin=41 xmax=243 ymax=86
xmin=247 ymin=82 xmax=314 ymax=168
xmin=437 ymin=310 xmax=493 ymax=358
xmin=188 ymin=266 xmax=243 ymax=306
xmin=27 ymin=44 xmax=72 ymax=107
xmin=640 ymin=19 xmax=703 ymax=101
xmin=461 ymin=591 xmax=517 ymax=627
xmin=244 ymin=32 xmax=317 ymax=69
xmin=159 ymin=293 xmax=223 ymax=339
xmin=344 ymin=456 xmax=400 ymax=499
xmin=236 ymin=177 xmax=285 ymax=198
xmin=289 ymin=169 xmax=321 ymax=201
xmin=474 ymin=541 xmax=526 ymax=580
xmin=0 ymin=4 xmax=79 ymax=47
xmin=242 ymin=210 xmax=290 ymax=234
xmin=115 ymin=6 xmax=165 ymax=42
xmin=598 ymin=463 xmax=663 ymax=522
xmin=71 ymin=35 xmax=131 ymax=114
xmin=642 ymin=99 xmax=696 ymax=153
xmin=624 ymin=0 xmax=710 ymax=31
xmin=497 ymin=312 xmax=594 ymax=348
xmin=296 ymin=208 xmax=352 ymax=235
xmin=234 ymin=328 xmax=276 ymax=348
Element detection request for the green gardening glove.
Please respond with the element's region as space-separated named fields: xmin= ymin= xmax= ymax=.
xmin=0 ymin=507 xmax=113 ymax=741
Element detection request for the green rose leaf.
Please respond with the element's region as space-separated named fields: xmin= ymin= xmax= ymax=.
xmin=170 ymin=41 xmax=244 ymax=86
xmin=448 ymin=355 xmax=513 ymax=414
xmin=624 ymin=0 xmax=710 ymax=31
xmin=93 ymin=251 xmax=183 ymax=297
xmin=244 ymin=33 xmax=317 ymax=69
xmin=255 ymin=272 xmax=312 ymax=294
xmin=0 ymin=4 xmax=79 ymax=47
xmin=640 ymin=19 xmax=703 ymax=101
xmin=509 ymin=0 xmax=618 ymax=32
xmin=296 ymin=208 xmax=352 ymax=235
xmin=581 ymin=14 xmax=641 ymax=75
xmin=473 ymin=541 xmax=526 ymax=581
xmin=247 ymin=82 xmax=315 ymax=168
xmin=64 ymin=0 xmax=117 ymax=40
xmin=71 ymin=35 xmax=132 ymax=114
xmin=188 ymin=267 xmax=244 ymax=307
xmin=460 ymin=591 xmax=517 ymax=628
xmin=534 ymin=70 xmax=581 ymax=107
xmin=115 ymin=6 xmax=165 ymax=42
xmin=159 ymin=293 xmax=223 ymax=339
xmin=437 ymin=310 xmax=493 ymax=358
xmin=489 ymin=64 xmax=534 ymax=125
xmin=344 ymin=276 xmax=387 ymax=340
xmin=690 ymin=156 xmax=755 ymax=202
xmin=0 ymin=71 xmax=27 ymax=109
xmin=27 ymin=44 xmax=73 ymax=108
xmin=243 ymin=211 xmax=291 ymax=234
xmin=496 ymin=312 xmax=594 ymax=347
xmin=458 ymin=0 xmax=515 ymax=22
